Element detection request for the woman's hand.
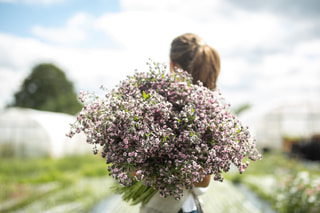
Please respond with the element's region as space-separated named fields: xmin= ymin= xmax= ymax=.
xmin=194 ymin=174 xmax=211 ymax=187
xmin=130 ymin=170 xmax=136 ymax=177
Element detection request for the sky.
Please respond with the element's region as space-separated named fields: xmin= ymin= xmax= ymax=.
xmin=0 ymin=0 xmax=320 ymax=138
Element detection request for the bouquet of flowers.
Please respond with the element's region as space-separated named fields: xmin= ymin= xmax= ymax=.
xmin=68 ymin=61 xmax=261 ymax=202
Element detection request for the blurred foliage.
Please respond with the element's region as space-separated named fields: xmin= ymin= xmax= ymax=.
xmin=243 ymin=152 xmax=320 ymax=176
xmin=275 ymin=171 xmax=320 ymax=213
xmin=232 ymin=103 xmax=251 ymax=115
xmin=0 ymin=155 xmax=111 ymax=212
xmin=224 ymin=152 xmax=320 ymax=212
xmin=11 ymin=63 xmax=82 ymax=115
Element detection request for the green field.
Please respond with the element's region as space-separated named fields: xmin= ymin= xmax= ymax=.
xmin=1 ymin=152 xmax=319 ymax=212
xmin=0 ymin=154 xmax=113 ymax=212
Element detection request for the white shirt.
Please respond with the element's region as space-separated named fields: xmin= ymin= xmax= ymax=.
xmin=181 ymin=185 xmax=210 ymax=212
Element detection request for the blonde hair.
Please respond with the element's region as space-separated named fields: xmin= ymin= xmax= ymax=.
xmin=170 ymin=33 xmax=220 ymax=90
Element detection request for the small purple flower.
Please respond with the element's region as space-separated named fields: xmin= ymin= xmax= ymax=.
xmin=68 ymin=60 xmax=262 ymax=199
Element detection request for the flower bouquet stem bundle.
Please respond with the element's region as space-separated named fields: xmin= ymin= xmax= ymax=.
xmin=111 ymin=180 xmax=157 ymax=205
xmin=68 ymin=60 xmax=262 ymax=203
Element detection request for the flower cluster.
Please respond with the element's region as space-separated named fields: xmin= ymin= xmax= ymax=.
xmin=68 ymin=61 xmax=261 ymax=200
xmin=275 ymin=171 xmax=320 ymax=213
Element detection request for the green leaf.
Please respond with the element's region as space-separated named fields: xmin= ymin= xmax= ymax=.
xmin=143 ymin=91 xmax=147 ymax=99
xmin=142 ymin=91 xmax=151 ymax=100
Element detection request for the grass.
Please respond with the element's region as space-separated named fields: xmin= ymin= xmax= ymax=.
xmin=0 ymin=154 xmax=113 ymax=212
xmin=0 ymin=154 xmax=108 ymax=184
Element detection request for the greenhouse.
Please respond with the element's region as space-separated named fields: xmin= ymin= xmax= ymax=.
xmin=255 ymin=101 xmax=320 ymax=152
xmin=0 ymin=107 xmax=92 ymax=158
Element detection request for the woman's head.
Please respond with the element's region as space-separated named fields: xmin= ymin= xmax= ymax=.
xmin=170 ymin=33 xmax=220 ymax=90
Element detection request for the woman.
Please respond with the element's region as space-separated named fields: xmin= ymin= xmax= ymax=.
xmin=140 ymin=33 xmax=221 ymax=213
xmin=170 ymin=33 xmax=220 ymax=90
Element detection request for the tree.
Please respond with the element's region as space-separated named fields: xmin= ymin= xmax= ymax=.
xmin=12 ymin=63 xmax=82 ymax=115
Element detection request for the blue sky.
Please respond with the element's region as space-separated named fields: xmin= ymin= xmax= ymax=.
xmin=0 ymin=0 xmax=320 ymax=141
xmin=0 ymin=0 xmax=120 ymax=36
xmin=0 ymin=0 xmax=120 ymax=47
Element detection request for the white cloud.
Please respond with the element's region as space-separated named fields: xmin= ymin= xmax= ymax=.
xmin=0 ymin=34 xmax=47 ymax=70
xmin=0 ymin=31 xmax=156 ymax=108
xmin=120 ymin=0 xmax=221 ymax=14
xmin=120 ymin=0 xmax=172 ymax=11
xmin=0 ymin=67 xmax=24 ymax=108
xmin=245 ymin=39 xmax=320 ymax=108
xmin=295 ymin=39 xmax=320 ymax=56
xmin=0 ymin=0 xmax=319 ymax=140
xmin=32 ymin=13 xmax=91 ymax=45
